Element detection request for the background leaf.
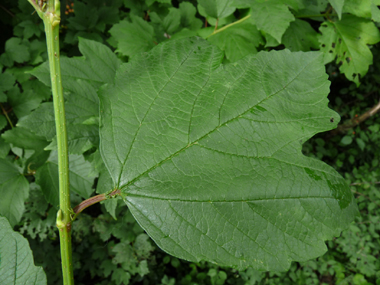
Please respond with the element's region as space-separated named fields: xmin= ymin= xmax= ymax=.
xmin=208 ymin=22 xmax=263 ymax=62
xmin=319 ymin=15 xmax=380 ymax=85
xmin=328 ymin=0 xmax=345 ymax=19
xmin=0 ymin=158 xmax=29 ymax=227
xmin=0 ymin=216 xmax=47 ymax=284
xmin=36 ymin=152 xmax=97 ymax=208
xmin=100 ymin=37 xmax=358 ymax=271
xmin=282 ymin=19 xmax=320 ymax=51
xmin=233 ymin=0 xmax=295 ymax=42
xmin=30 ymin=38 xmax=121 ymax=91
xmin=197 ymin=0 xmax=236 ymax=19
xmin=108 ymin=15 xmax=156 ymax=58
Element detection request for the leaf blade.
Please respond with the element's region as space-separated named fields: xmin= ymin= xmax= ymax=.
xmin=0 ymin=216 xmax=47 ymax=285
xmin=100 ymin=37 xmax=358 ymax=271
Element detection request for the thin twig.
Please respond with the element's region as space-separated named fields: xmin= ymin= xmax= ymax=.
xmin=0 ymin=103 xmax=14 ymax=128
xmin=329 ymin=100 xmax=380 ymax=136
xmin=0 ymin=4 xmax=15 ymax=17
xmin=351 ymin=181 xmax=380 ymax=186
xmin=351 ymin=189 xmax=380 ymax=207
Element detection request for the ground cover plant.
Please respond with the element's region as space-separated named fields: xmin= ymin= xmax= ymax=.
xmin=0 ymin=0 xmax=379 ymax=284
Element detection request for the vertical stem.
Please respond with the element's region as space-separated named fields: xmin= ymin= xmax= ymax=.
xmin=37 ymin=1 xmax=74 ymax=284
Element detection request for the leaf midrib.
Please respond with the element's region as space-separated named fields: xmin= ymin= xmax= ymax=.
xmin=126 ymin=193 xmax=338 ymax=203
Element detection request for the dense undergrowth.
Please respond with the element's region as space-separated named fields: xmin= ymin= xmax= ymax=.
xmin=0 ymin=0 xmax=379 ymax=284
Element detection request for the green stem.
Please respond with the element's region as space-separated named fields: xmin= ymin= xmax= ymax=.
xmin=27 ymin=0 xmax=74 ymax=284
xmin=206 ymin=14 xmax=251 ymax=39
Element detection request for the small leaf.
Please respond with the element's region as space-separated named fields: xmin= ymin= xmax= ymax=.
xmin=340 ymin=135 xmax=353 ymax=145
xmin=282 ymin=19 xmax=320 ymax=51
xmin=0 ymin=216 xmax=47 ymax=284
xmin=233 ymin=0 xmax=295 ymax=42
xmin=179 ymin=2 xmax=203 ymax=31
xmin=7 ymin=87 xmax=44 ymax=119
xmin=2 ymin=127 xmax=48 ymax=150
xmin=208 ymin=22 xmax=263 ymax=62
xmin=319 ymin=15 xmax=380 ymax=85
xmin=36 ymin=152 xmax=97 ymax=207
xmin=0 ymin=38 xmax=30 ymax=67
xmin=328 ymin=0 xmax=345 ymax=19
xmin=0 ymin=71 xmax=15 ymax=98
xmin=198 ymin=0 xmax=236 ymax=19
xmin=100 ymin=37 xmax=358 ymax=271
xmin=0 ymin=159 xmax=29 ymax=227
xmin=18 ymin=102 xmax=56 ymax=141
xmin=108 ymin=15 xmax=156 ymax=58
xmin=31 ymin=38 xmax=121 ymax=91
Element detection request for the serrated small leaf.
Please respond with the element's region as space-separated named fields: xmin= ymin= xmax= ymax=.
xmin=2 ymin=127 xmax=48 ymax=150
xmin=319 ymin=15 xmax=380 ymax=85
xmin=179 ymin=2 xmax=203 ymax=31
xmin=46 ymin=124 xmax=99 ymax=154
xmin=36 ymin=152 xmax=97 ymax=207
xmin=0 ymin=71 xmax=15 ymax=94
xmin=65 ymin=80 xmax=99 ymax=124
xmin=31 ymin=38 xmax=121 ymax=91
xmin=0 ymin=216 xmax=47 ymax=284
xmin=162 ymin=8 xmax=181 ymax=35
xmin=282 ymin=19 xmax=319 ymax=51
xmin=18 ymin=102 xmax=56 ymax=141
xmin=0 ymin=159 xmax=29 ymax=227
xmin=100 ymin=37 xmax=358 ymax=271
xmin=2 ymin=38 xmax=30 ymax=65
xmin=233 ymin=0 xmax=295 ymax=42
xmin=7 ymin=87 xmax=44 ymax=119
xmin=17 ymin=20 xmax=42 ymax=39
xmin=18 ymin=79 xmax=100 ymax=148
xmin=198 ymin=0 xmax=236 ymax=19
xmin=328 ymin=0 xmax=345 ymax=19
xmin=208 ymin=22 xmax=263 ymax=62
xmin=109 ymin=15 xmax=156 ymax=58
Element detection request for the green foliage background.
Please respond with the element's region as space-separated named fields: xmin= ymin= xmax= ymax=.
xmin=0 ymin=0 xmax=379 ymax=284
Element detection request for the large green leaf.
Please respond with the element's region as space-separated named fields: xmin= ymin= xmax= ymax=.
xmin=0 ymin=216 xmax=47 ymax=284
xmin=319 ymin=15 xmax=380 ymax=85
xmin=99 ymin=37 xmax=358 ymax=271
xmin=0 ymin=159 xmax=29 ymax=227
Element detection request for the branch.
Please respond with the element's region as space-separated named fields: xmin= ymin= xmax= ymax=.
xmin=329 ymin=100 xmax=380 ymax=136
